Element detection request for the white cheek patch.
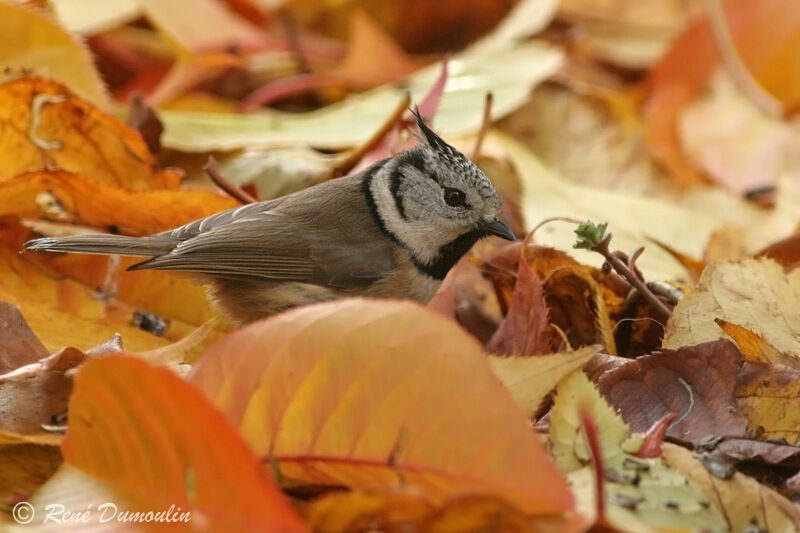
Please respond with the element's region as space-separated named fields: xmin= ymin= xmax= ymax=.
xmin=370 ymin=171 xmax=445 ymax=265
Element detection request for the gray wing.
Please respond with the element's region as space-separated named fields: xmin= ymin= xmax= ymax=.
xmin=129 ymin=179 xmax=398 ymax=289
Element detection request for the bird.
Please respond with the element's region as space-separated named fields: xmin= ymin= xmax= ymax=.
xmin=25 ymin=110 xmax=515 ymax=323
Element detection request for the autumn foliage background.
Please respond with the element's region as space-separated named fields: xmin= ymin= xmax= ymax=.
xmin=3 ymin=0 xmax=800 ymax=531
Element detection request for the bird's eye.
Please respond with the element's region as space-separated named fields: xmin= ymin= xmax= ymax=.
xmin=443 ymin=188 xmax=466 ymax=207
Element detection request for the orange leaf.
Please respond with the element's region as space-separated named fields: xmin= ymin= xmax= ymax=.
xmin=645 ymin=0 xmax=800 ymax=185
xmin=0 ymin=76 xmax=180 ymax=190
xmin=53 ymin=355 xmax=307 ymax=531
xmin=0 ymin=170 xmax=237 ymax=235
xmin=191 ymin=299 xmax=573 ymax=515
xmin=338 ymin=9 xmax=419 ymax=89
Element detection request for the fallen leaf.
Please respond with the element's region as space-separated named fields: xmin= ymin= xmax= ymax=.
xmin=0 ymin=2 xmax=110 ymax=107
xmin=302 ymin=489 xmax=575 ymax=533
xmin=337 ymin=9 xmax=418 ymax=89
xmin=159 ymin=42 xmax=563 ymax=151
xmin=558 ymin=0 xmax=698 ymax=68
xmin=0 ymin=170 xmax=238 ymax=235
xmin=487 ymin=257 xmax=551 ymax=355
xmin=663 ymin=259 xmax=800 ymax=358
xmin=138 ymin=0 xmax=272 ymax=55
xmin=596 ymin=339 xmax=749 ymax=443
xmin=495 ymin=130 xmax=716 ymax=282
xmin=679 ymin=71 xmax=800 ymax=194
xmin=551 ymin=370 xmax=727 ymax=530
xmin=735 ymin=362 xmax=800 ymax=445
xmin=663 ymin=442 xmax=800 ymax=532
xmin=0 ymin=444 xmax=61 ymax=510
xmin=757 ymin=230 xmax=800 ymax=270
xmin=0 ymin=301 xmax=48 ymax=374
xmin=191 ymin=299 xmax=573 ymax=514
xmin=50 ymin=0 xmax=141 ymax=35
xmin=488 ymin=345 xmax=601 ymax=418
xmin=0 ymin=77 xmax=181 ymax=190
xmin=550 ymin=370 xmax=631 ymax=473
xmin=23 ymin=355 xmax=308 ymax=531
xmin=716 ymin=318 xmax=800 ymax=370
xmin=0 ymin=245 xmax=179 ymax=353
xmin=644 ymin=0 xmax=800 ymax=185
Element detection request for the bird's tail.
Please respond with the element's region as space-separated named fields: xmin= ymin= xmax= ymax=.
xmin=25 ymin=234 xmax=175 ymax=257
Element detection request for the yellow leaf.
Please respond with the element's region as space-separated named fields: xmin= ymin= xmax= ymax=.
xmin=663 ymin=443 xmax=800 ymax=531
xmin=549 ymin=370 xmax=630 ymax=473
xmin=0 ymin=77 xmax=180 ymax=190
xmin=0 ymin=1 xmax=110 ymax=108
xmin=663 ymin=259 xmax=800 ymax=359
xmin=716 ymin=318 xmax=800 ymax=370
xmin=489 ymin=345 xmax=601 ymax=417
xmin=191 ymin=299 xmax=573 ymax=515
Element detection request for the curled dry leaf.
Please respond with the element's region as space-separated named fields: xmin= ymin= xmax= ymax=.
xmin=24 ymin=355 xmax=308 ymax=531
xmin=663 ymin=259 xmax=800 ymax=360
xmin=191 ymin=299 xmax=573 ymax=514
xmin=663 ymin=443 xmax=800 ymax=532
xmin=0 ymin=77 xmax=181 ymax=190
xmin=0 ymin=170 xmax=238 ymax=235
xmin=0 ymin=1 xmax=110 ymax=107
xmin=488 ymin=345 xmax=601 ymax=418
xmin=596 ymin=339 xmax=749 ymax=443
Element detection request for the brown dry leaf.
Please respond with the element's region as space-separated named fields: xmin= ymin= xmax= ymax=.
xmin=24 ymin=355 xmax=308 ymax=531
xmin=0 ymin=346 xmax=83 ymax=435
xmin=735 ymin=362 xmax=800 ymax=445
xmin=487 ymin=257 xmax=551 ymax=356
xmin=191 ymin=299 xmax=573 ymax=514
xmin=596 ymin=339 xmax=749 ymax=443
xmin=0 ymin=301 xmax=48 ymax=374
xmin=757 ymin=230 xmax=800 ymax=270
xmin=0 ymin=1 xmax=110 ymax=108
xmin=0 ymin=170 xmax=238 ymax=235
xmin=488 ymin=345 xmax=601 ymax=418
xmin=0 ymin=77 xmax=181 ymax=190
xmin=716 ymin=318 xmax=800 ymax=370
xmin=663 ymin=443 xmax=800 ymax=532
xmin=0 ymin=444 xmax=62 ymax=511
xmin=663 ymin=259 xmax=800 ymax=359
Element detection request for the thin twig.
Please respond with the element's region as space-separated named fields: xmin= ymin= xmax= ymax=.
xmin=328 ymin=93 xmax=412 ymax=179
xmin=703 ymin=0 xmax=783 ymax=117
xmin=471 ymin=92 xmax=493 ymax=160
xmin=528 ymin=216 xmax=585 ymax=241
xmin=279 ymin=7 xmax=311 ymax=75
xmin=595 ymin=235 xmax=672 ymax=321
xmin=204 ymin=156 xmax=256 ymax=204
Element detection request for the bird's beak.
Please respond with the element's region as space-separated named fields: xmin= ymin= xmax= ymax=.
xmin=481 ymin=218 xmax=516 ymax=241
